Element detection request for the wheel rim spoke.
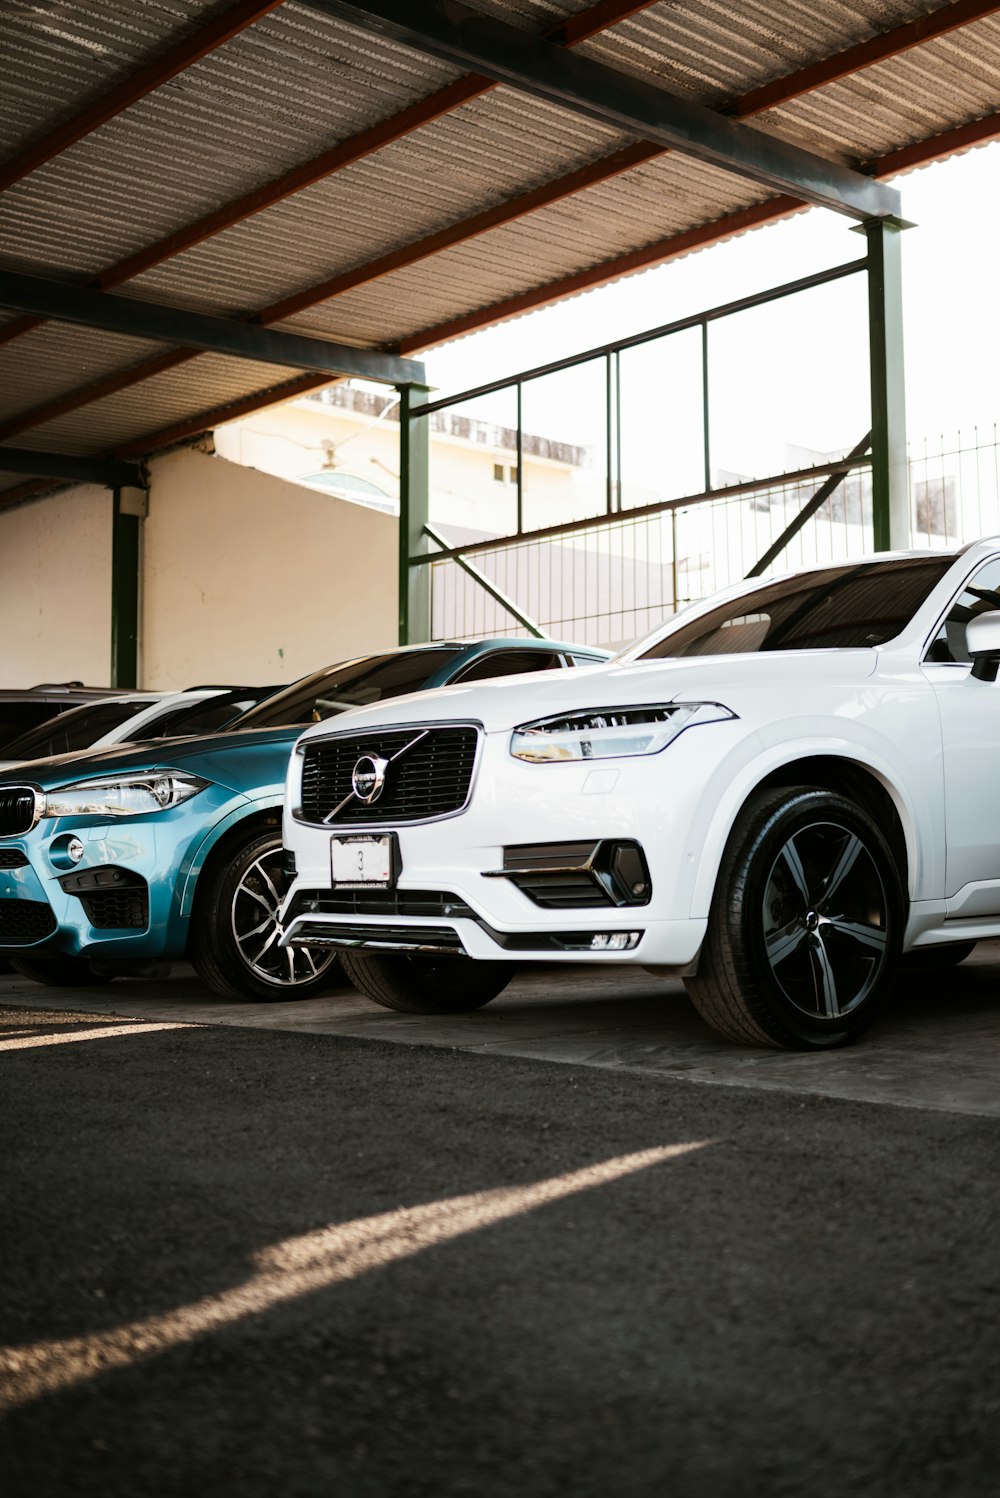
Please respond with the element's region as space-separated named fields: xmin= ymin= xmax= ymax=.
xmin=821 ymin=833 xmax=864 ymax=907
xmin=240 ymin=913 xmax=274 ymax=941
xmin=251 ymin=926 xmax=282 ymax=962
xmin=230 ymin=844 xmax=338 ymax=988
xmin=240 ymin=884 xmax=276 ymax=915
xmin=824 ymin=916 xmax=887 ymax=955
xmin=765 ymin=919 xmax=809 ymax=967
xmin=256 ymin=862 xmax=282 ymax=909
xmin=808 ymin=935 xmax=841 ymax=1018
xmin=763 ymin=818 xmax=890 ymax=1024
xmin=778 ymin=836 xmax=811 ymax=906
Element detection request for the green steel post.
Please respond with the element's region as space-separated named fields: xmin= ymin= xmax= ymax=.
xmin=516 ymin=382 xmax=523 ymax=533
xmin=110 ymin=486 xmax=142 ymax=687
xmin=862 ymin=217 xmax=910 ymax=550
xmin=701 ymin=321 xmax=711 ymax=491
xmin=398 ymin=383 xmax=431 ymax=644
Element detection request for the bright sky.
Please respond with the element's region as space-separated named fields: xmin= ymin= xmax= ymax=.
xmin=421 ymin=140 xmax=1000 ymax=482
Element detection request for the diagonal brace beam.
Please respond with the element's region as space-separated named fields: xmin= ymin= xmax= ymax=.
xmin=0 ymin=269 xmax=423 ymax=386
xmin=746 ymin=433 xmax=873 ymax=577
xmin=424 ymin=522 xmax=546 ymax=638
xmin=299 ymin=0 xmax=900 ymax=220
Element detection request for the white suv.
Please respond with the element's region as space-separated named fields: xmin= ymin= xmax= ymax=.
xmin=280 ymin=542 xmax=1000 ymax=1050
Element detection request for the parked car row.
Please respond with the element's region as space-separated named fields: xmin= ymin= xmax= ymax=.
xmin=0 ymin=640 xmax=608 ymax=1001
xmin=4 ymin=542 xmax=1000 ymax=1051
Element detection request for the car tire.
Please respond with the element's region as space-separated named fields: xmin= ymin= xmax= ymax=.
xmin=685 ymin=787 xmax=903 ymax=1050
xmin=901 ymin=941 xmax=977 ymax=970
xmin=339 ymin=950 xmax=512 ymax=1013
xmin=9 ymin=954 xmax=108 ymax=986
xmin=189 ymin=826 xmax=342 ymax=1002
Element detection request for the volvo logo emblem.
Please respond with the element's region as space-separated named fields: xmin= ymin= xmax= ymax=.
xmin=351 ymin=754 xmax=389 ymax=804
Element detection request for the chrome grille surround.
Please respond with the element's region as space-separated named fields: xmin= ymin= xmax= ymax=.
xmin=295 ymin=721 xmax=482 ymax=828
xmin=0 ymin=785 xmax=43 ymax=839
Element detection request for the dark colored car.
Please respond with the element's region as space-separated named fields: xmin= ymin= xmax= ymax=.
xmin=0 ymin=684 xmax=125 ymax=751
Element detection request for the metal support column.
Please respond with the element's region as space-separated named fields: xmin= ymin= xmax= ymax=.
xmin=398 ymin=384 xmax=431 ymax=644
xmin=110 ymin=486 xmax=145 ymax=687
xmin=863 ymin=217 xmax=910 ymax=549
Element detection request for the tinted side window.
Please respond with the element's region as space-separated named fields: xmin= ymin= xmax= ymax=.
xmin=0 ymin=703 xmax=63 ymax=749
xmin=2 ymin=700 xmax=149 ymax=761
xmin=455 ymin=650 xmax=565 ymax=682
xmin=143 ymin=697 xmax=257 ymax=738
xmin=925 ymin=558 xmax=1000 ymax=663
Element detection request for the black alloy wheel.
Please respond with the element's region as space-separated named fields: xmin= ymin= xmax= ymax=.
xmin=189 ymin=827 xmax=341 ymax=1002
xmin=685 ymin=787 xmax=903 ymax=1049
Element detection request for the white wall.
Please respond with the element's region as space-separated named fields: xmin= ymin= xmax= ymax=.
xmin=0 ymin=484 xmax=112 ymax=687
xmin=142 ymin=448 xmax=397 ymax=689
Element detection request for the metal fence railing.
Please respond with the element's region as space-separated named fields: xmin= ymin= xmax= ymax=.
xmin=428 ymin=460 xmax=874 ymax=648
xmin=427 ymin=426 xmax=1000 ymax=648
xmin=908 ymin=426 xmax=1000 ymax=550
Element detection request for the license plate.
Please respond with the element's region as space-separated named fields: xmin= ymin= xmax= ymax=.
xmin=331 ymin=834 xmax=394 ymax=887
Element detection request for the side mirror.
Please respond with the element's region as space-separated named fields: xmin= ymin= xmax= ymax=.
xmin=967 ymin=611 xmax=1000 ymax=681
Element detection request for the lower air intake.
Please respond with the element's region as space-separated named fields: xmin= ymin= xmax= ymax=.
xmin=0 ymin=899 xmax=56 ymax=946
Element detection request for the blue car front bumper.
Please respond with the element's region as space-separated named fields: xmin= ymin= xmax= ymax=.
xmin=0 ymin=784 xmax=252 ymax=962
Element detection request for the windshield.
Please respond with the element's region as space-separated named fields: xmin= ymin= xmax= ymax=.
xmin=1 ymin=698 xmax=151 ymax=761
xmin=232 ymin=650 xmax=462 ymax=729
xmin=639 ymin=555 xmax=958 ymax=659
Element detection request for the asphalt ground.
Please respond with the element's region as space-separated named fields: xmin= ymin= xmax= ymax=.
xmin=2 ymin=985 xmax=999 ymax=1497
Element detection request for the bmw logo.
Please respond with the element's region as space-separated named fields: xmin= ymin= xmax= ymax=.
xmin=351 ymin=754 xmax=389 ymax=804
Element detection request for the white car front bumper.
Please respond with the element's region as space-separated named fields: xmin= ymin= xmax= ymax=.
xmin=278 ymin=718 xmax=742 ymax=969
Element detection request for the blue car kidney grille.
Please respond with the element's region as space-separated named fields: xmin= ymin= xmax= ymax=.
xmin=301 ymin=726 xmax=478 ymax=825
xmin=0 ymin=787 xmax=36 ymax=837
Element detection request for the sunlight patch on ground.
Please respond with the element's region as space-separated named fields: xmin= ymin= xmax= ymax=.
xmin=0 ymin=1141 xmax=711 ymax=1411
xmin=0 ymin=1022 xmax=195 ymax=1052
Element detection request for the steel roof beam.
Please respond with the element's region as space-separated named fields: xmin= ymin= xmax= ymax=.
xmin=0 ymin=270 xmax=424 ymax=386
xmin=0 ymin=447 xmax=143 ymax=488
xmin=299 ymin=0 xmax=900 ymax=220
xmin=0 ymin=0 xmax=285 ymax=195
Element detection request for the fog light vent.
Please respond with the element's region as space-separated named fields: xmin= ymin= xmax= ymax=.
xmin=486 ymin=840 xmax=651 ymax=909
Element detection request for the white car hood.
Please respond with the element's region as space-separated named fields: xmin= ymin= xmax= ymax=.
xmin=296 ymin=650 xmax=880 ymax=740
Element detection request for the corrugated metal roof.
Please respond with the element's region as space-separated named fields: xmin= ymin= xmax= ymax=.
xmin=16 ymin=351 xmax=308 ymax=454
xmin=1 ymin=0 xmax=998 ymax=484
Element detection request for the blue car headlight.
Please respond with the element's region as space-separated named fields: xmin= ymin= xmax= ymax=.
xmin=510 ymin=702 xmax=736 ymax=762
xmin=41 ymin=772 xmax=210 ymax=819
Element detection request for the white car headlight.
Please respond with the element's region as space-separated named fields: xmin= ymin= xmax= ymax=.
xmin=41 ymin=772 xmax=210 ymax=819
xmin=510 ymin=702 xmax=736 ymax=763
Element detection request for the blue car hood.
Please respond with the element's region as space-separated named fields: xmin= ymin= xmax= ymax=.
xmin=0 ymin=726 xmax=301 ymax=796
